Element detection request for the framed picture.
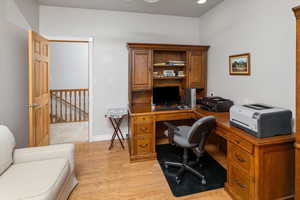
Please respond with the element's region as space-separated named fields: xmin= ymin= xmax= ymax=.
xmin=229 ymin=53 xmax=251 ymax=75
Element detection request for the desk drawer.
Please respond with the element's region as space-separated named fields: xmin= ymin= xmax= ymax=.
xmin=133 ymin=116 xmax=154 ymax=136
xmin=229 ymin=164 xmax=251 ymax=200
xmin=135 ymin=116 xmax=154 ymax=124
xmin=133 ymin=135 xmax=154 ymax=155
xmin=135 ymin=124 xmax=153 ymax=135
xmin=229 ymin=142 xmax=252 ymax=173
xmin=156 ymin=112 xmax=195 ymax=121
xmin=229 ymin=134 xmax=253 ymax=154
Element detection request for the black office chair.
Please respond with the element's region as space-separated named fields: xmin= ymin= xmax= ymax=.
xmin=164 ymin=116 xmax=216 ymax=184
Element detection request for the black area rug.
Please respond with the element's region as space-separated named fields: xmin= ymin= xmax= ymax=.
xmin=156 ymin=144 xmax=227 ymax=197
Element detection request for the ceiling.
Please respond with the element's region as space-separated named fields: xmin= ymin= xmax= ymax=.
xmin=37 ymin=0 xmax=223 ymax=18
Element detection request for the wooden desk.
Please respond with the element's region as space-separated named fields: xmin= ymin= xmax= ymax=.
xmin=128 ymin=108 xmax=295 ymax=200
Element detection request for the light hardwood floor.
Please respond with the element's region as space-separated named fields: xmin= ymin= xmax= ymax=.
xmin=69 ymin=141 xmax=232 ymax=200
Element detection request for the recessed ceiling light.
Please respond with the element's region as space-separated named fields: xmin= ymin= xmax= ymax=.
xmin=197 ymin=0 xmax=207 ymax=4
xmin=144 ymin=0 xmax=160 ymax=3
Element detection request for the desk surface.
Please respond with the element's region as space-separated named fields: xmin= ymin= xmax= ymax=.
xmin=129 ymin=105 xmax=295 ymax=146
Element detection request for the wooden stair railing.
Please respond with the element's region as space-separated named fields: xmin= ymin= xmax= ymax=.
xmin=50 ymin=89 xmax=89 ymax=123
xmin=52 ymin=93 xmax=89 ymax=117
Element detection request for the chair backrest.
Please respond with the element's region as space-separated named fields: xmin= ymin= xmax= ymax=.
xmin=187 ymin=116 xmax=216 ymax=152
xmin=0 ymin=126 xmax=16 ymax=175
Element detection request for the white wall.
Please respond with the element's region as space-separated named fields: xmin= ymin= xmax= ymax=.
xmin=198 ymin=0 xmax=300 ymax=118
xmin=14 ymin=0 xmax=39 ymax=31
xmin=0 ymin=0 xmax=39 ymax=147
xmin=50 ymin=42 xmax=89 ymax=89
xmin=39 ymin=6 xmax=201 ymax=140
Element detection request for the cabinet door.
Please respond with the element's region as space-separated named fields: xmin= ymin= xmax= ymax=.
xmin=131 ymin=49 xmax=152 ymax=91
xmin=188 ymin=50 xmax=205 ymax=89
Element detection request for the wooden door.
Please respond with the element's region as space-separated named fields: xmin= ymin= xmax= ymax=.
xmin=28 ymin=31 xmax=50 ymax=147
xmin=131 ymin=49 xmax=152 ymax=91
xmin=188 ymin=50 xmax=205 ymax=89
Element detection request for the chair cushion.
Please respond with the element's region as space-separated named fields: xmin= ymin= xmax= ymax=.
xmin=0 ymin=158 xmax=69 ymax=200
xmin=0 ymin=126 xmax=16 ymax=175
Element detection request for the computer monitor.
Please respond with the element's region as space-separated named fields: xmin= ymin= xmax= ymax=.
xmin=153 ymin=86 xmax=180 ymax=105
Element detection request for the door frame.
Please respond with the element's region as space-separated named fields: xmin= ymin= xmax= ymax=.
xmin=48 ymin=36 xmax=94 ymax=142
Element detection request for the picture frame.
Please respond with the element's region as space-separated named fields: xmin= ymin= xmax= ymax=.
xmin=229 ymin=53 xmax=251 ymax=75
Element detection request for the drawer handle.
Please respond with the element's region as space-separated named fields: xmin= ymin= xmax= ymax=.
xmin=234 ymin=153 xmax=246 ymax=163
xmin=139 ymin=144 xmax=148 ymax=149
xmin=235 ymin=140 xmax=240 ymax=144
xmin=141 ymin=127 xmax=148 ymax=131
xmin=234 ymin=179 xmax=247 ymax=189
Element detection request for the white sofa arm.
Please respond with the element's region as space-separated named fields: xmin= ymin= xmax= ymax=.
xmin=13 ymin=144 xmax=75 ymax=171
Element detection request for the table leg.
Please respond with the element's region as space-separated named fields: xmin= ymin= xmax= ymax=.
xmin=108 ymin=118 xmax=119 ymax=150
xmin=115 ymin=117 xmax=125 ymax=141
xmin=109 ymin=118 xmax=125 ymax=150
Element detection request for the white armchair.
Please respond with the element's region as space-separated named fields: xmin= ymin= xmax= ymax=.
xmin=0 ymin=125 xmax=78 ymax=200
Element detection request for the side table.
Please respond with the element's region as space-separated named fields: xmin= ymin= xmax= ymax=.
xmin=105 ymin=108 xmax=128 ymax=150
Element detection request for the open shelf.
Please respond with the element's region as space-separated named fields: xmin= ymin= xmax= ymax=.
xmin=153 ymin=76 xmax=186 ymax=80
xmin=157 ymin=137 xmax=169 ymax=145
xmin=205 ymin=144 xmax=227 ymax=170
xmin=156 ymin=138 xmax=227 ymax=169
xmin=154 ymin=64 xmax=185 ymax=67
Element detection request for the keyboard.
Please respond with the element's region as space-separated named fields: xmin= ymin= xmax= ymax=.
xmin=154 ymin=107 xmax=180 ymax=111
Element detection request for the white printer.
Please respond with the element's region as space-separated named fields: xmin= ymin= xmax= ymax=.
xmin=230 ymin=104 xmax=292 ymax=138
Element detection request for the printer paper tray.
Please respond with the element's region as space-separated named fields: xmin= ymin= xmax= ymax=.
xmin=230 ymin=121 xmax=258 ymax=138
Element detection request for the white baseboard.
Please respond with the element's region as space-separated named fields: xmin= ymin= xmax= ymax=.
xmin=90 ymin=134 xmax=111 ymax=142
xmin=90 ymin=131 xmax=128 ymax=142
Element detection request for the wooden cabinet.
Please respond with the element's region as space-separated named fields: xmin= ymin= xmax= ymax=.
xmin=226 ymin=138 xmax=295 ymax=200
xmin=130 ymin=49 xmax=152 ymax=91
xmin=129 ymin=115 xmax=156 ymax=161
xmin=293 ymin=7 xmax=300 ymax=200
xmin=128 ymin=43 xmax=209 ymax=113
xmin=128 ymin=100 xmax=295 ymax=199
xmin=227 ymin=142 xmax=254 ymax=200
xmin=188 ymin=50 xmax=206 ymax=89
xmin=128 ymin=110 xmax=195 ymax=162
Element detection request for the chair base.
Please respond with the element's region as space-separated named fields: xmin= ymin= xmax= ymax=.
xmin=164 ymin=161 xmax=206 ymax=185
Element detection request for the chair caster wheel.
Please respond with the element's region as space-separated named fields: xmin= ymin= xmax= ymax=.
xmin=201 ymin=179 xmax=206 ymax=185
xmin=176 ymin=177 xmax=181 ymax=184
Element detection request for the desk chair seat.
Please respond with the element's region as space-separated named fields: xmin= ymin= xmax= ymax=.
xmin=164 ymin=116 xmax=216 ymax=185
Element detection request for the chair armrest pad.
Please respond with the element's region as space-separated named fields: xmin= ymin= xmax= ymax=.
xmin=13 ymin=144 xmax=75 ymax=171
xmin=164 ymin=122 xmax=179 ymax=131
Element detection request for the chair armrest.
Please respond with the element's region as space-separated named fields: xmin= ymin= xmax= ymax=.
xmin=13 ymin=144 xmax=75 ymax=171
xmin=164 ymin=122 xmax=180 ymax=131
